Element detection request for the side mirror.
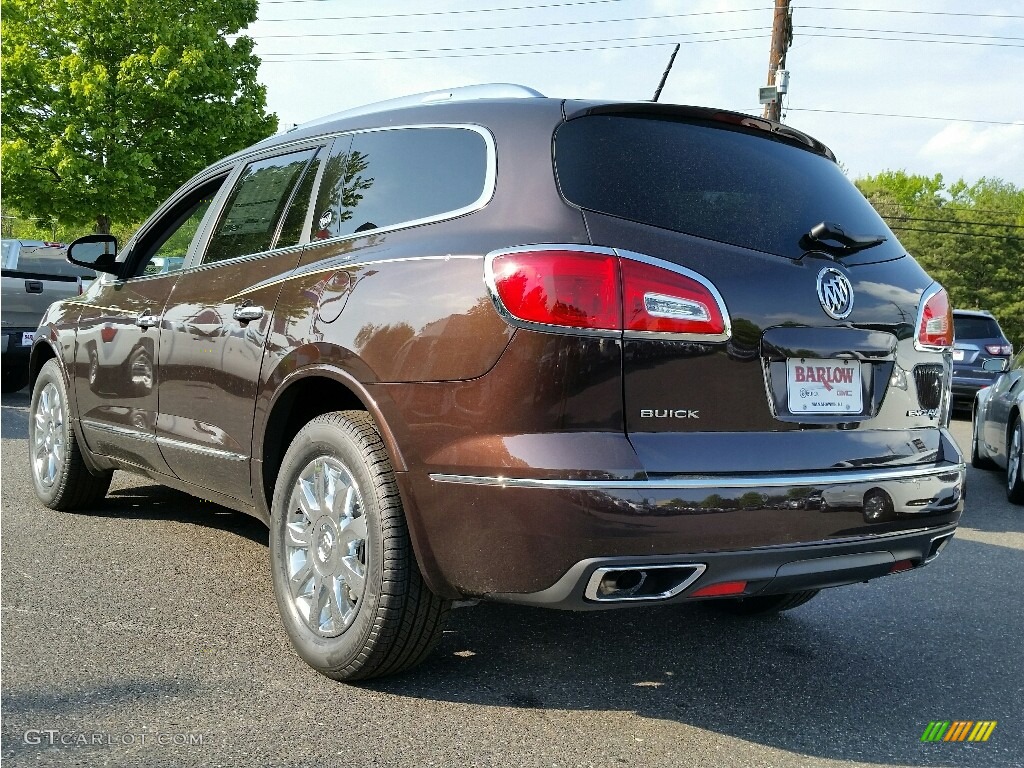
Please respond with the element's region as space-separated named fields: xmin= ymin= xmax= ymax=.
xmin=982 ymin=357 xmax=1009 ymax=373
xmin=68 ymin=234 xmax=121 ymax=276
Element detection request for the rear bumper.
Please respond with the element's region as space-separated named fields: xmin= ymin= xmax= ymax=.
xmin=488 ymin=524 xmax=957 ymax=610
xmin=1 ymin=327 xmax=34 ymax=362
xmin=408 ymin=455 xmax=965 ymax=599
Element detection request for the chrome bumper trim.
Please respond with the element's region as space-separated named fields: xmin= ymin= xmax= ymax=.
xmin=429 ymin=463 xmax=965 ymax=491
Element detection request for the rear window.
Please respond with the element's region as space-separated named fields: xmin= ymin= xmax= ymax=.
xmin=554 ymin=114 xmax=900 ymax=260
xmin=954 ymin=315 xmax=1001 ymax=340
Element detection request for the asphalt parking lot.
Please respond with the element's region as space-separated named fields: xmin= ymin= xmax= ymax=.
xmin=1 ymin=387 xmax=1021 ymax=768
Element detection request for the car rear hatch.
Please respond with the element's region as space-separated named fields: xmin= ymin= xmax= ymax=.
xmin=554 ymin=103 xmax=957 ymax=474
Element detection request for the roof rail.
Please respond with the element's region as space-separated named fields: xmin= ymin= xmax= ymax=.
xmin=292 ymin=84 xmax=545 ymax=131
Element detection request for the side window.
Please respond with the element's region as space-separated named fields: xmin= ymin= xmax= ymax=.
xmin=312 ymin=127 xmax=488 ymax=241
xmin=143 ymin=197 xmax=214 ymax=276
xmin=277 ymin=150 xmax=323 ymax=248
xmin=129 ymin=177 xmax=226 ymax=278
xmin=204 ymin=149 xmax=316 ymax=264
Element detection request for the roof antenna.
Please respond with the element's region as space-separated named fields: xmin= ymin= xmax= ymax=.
xmin=652 ymin=44 xmax=680 ymax=102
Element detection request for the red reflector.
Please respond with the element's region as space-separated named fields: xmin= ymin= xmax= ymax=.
xmin=690 ymin=580 xmax=747 ymax=597
xmin=916 ymin=286 xmax=953 ymax=350
xmin=489 ymin=250 xmax=620 ymax=330
xmin=889 ymin=559 xmax=914 ymax=574
xmin=621 ymin=259 xmax=726 ymax=336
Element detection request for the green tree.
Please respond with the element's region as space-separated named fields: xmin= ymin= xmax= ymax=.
xmin=857 ymin=171 xmax=1024 ymax=348
xmin=1 ymin=0 xmax=277 ymax=234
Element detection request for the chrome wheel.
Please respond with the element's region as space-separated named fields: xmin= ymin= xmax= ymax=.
xmin=32 ymin=382 xmax=65 ymax=488
xmin=284 ymin=456 xmax=368 ymax=637
xmin=1010 ymin=422 xmax=1022 ymax=492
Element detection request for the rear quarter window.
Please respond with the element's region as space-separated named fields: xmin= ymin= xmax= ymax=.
xmin=554 ymin=114 xmax=901 ymax=260
xmin=312 ymin=126 xmax=489 ymax=241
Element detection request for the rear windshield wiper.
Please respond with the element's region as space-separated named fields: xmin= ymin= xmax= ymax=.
xmin=800 ymin=221 xmax=887 ymax=255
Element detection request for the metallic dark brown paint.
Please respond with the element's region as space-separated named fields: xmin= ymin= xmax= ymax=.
xmin=30 ymin=95 xmax=965 ymax=607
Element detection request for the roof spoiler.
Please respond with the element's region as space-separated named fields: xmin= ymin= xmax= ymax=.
xmin=564 ymin=102 xmax=836 ymax=161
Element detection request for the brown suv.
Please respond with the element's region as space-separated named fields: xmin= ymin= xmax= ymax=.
xmin=29 ymin=85 xmax=964 ymax=681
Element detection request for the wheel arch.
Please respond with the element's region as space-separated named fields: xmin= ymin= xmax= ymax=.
xmin=1009 ymin=404 xmax=1022 ymax=453
xmin=28 ymin=337 xmax=60 ymax=392
xmin=255 ymin=362 xmax=408 ymax=521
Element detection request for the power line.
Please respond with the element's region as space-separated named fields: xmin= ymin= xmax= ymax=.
xmin=258 ymin=35 xmax=766 ymax=62
xmin=800 ymin=33 xmax=1024 ymax=47
xmin=260 ymin=0 xmax=630 ymax=11
xmin=257 ymin=28 xmax=771 ymax=58
xmin=798 ymin=6 xmax=1024 ymax=20
xmin=798 ymin=25 xmax=1024 ymax=42
xmin=245 ymin=10 xmax=776 ymax=39
xmin=882 ymin=215 xmax=1024 ymax=229
xmin=256 ymin=4 xmax=775 ymax=25
xmin=253 ymin=26 xmax=1024 ymax=59
xmin=785 ymin=107 xmax=1021 ymax=126
xmin=887 ymin=225 xmax=1024 ymax=240
xmin=880 ymin=217 xmax=1024 ymax=228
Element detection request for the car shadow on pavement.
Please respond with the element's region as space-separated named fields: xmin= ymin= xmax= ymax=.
xmin=70 ymin=486 xmax=270 ymax=545
xmin=367 ymin=535 xmax=1023 ymax=768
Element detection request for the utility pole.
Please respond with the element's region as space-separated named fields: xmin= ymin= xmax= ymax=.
xmin=762 ymin=0 xmax=792 ymax=122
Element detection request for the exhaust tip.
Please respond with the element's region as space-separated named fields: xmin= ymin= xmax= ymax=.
xmin=585 ymin=563 xmax=706 ymax=602
xmin=925 ymin=531 xmax=955 ymax=563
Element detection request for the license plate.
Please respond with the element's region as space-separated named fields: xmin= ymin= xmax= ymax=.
xmin=952 ymin=349 xmax=965 ymax=361
xmin=787 ymin=358 xmax=863 ymax=414
xmin=21 ymin=331 xmax=35 ymax=346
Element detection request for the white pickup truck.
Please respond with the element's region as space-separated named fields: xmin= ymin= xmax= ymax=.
xmin=1 ymin=239 xmax=95 ymax=392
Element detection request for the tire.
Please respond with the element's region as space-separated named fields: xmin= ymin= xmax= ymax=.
xmin=709 ymin=590 xmax=820 ymax=616
xmin=1007 ymin=416 xmax=1024 ymax=505
xmin=971 ymin=410 xmax=996 ymax=470
xmin=29 ymin=359 xmax=113 ymax=509
xmin=270 ymin=410 xmax=450 ymax=681
xmin=1 ymin=363 xmax=29 ymax=393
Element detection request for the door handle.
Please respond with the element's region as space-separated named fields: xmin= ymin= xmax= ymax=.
xmin=136 ymin=313 xmax=161 ymax=329
xmin=25 ymin=280 xmax=44 ymax=294
xmin=232 ymin=304 xmax=265 ymax=323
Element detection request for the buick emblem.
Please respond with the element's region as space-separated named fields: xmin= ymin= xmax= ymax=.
xmin=816 ymin=267 xmax=854 ymax=320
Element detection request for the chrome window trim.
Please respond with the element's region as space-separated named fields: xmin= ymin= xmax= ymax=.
xmin=195 ymin=146 xmax=323 ymax=270
xmin=305 ymin=123 xmax=497 ymax=248
xmin=482 ymin=244 xmax=733 ymax=342
xmin=429 ymin=462 xmax=965 ymax=490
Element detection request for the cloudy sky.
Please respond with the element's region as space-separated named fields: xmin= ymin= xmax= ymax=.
xmin=248 ymin=0 xmax=1024 ymax=186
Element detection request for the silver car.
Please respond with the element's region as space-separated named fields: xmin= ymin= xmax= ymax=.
xmin=971 ymin=349 xmax=1024 ymax=503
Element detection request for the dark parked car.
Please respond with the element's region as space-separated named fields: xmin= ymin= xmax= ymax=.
xmin=971 ymin=351 xmax=1024 ymax=503
xmin=952 ymin=309 xmax=1013 ymax=408
xmin=28 ymin=85 xmax=964 ymax=681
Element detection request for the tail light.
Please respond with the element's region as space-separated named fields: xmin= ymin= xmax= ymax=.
xmin=914 ymin=284 xmax=953 ymax=351
xmin=487 ymin=250 xmax=620 ymax=331
xmin=621 ymin=258 xmax=727 ymax=337
xmin=487 ymin=246 xmax=730 ymax=340
xmin=985 ymin=344 xmax=1012 ymax=356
